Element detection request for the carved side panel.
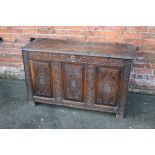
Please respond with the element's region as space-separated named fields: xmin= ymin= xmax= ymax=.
xmin=96 ymin=67 xmax=120 ymax=106
xmin=62 ymin=63 xmax=84 ymax=102
xmin=31 ymin=61 xmax=52 ymax=97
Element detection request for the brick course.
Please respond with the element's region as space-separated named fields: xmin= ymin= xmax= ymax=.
xmin=0 ymin=26 xmax=155 ymax=94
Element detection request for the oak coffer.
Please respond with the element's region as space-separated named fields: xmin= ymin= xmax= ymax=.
xmin=21 ymin=39 xmax=135 ymax=118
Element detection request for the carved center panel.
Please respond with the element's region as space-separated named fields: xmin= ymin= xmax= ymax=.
xmin=63 ymin=63 xmax=84 ymax=102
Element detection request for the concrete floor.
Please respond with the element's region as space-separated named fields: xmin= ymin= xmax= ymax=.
xmin=0 ymin=77 xmax=154 ymax=129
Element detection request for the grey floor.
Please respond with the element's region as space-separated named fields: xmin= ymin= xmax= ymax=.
xmin=0 ymin=77 xmax=154 ymax=129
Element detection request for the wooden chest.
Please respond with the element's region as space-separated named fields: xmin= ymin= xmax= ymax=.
xmin=22 ymin=39 xmax=135 ymax=118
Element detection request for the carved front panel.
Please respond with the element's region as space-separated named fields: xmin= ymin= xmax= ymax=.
xmin=30 ymin=60 xmax=52 ymax=97
xmin=62 ymin=63 xmax=84 ymax=102
xmin=96 ymin=67 xmax=120 ymax=106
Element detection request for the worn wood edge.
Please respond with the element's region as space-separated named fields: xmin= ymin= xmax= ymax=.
xmin=33 ymin=96 xmax=118 ymax=113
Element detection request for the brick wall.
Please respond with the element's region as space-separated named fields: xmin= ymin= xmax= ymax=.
xmin=0 ymin=26 xmax=155 ymax=94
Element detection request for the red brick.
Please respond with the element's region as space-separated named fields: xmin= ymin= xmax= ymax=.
xmin=99 ymin=31 xmax=121 ymax=37
xmin=132 ymin=62 xmax=152 ymax=69
xmin=54 ymin=26 xmax=88 ymax=30
xmin=12 ymin=33 xmax=21 ymax=41
xmin=68 ymin=36 xmax=86 ymax=42
xmin=150 ymin=75 xmax=155 ymax=80
xmin=139 ymin=45 xmax=155 ymax=53
xmin=38 ymin=27 xmax=55 ymax=34
xmin=7 ymin=27 xmax=22 ymax=33
xmin=0 ymin=43 xmax=14 ymax=49
xmin=22 ymin=29 xmax=38 ymax=34
xmin=20 ymin=26 xmax=37 ymax=29
xmin=86 ymin=37 xmax=105 ymax=43
xmin=18 ymin=34 xmax=36 ymax=43
xmin=151 ymin=64 xmax=155 ymax=69
xmin=55 ymin=29 xmax=83 ymax=36
xmin=124 ymin=39 xmax=144 ymax=46
xmin=87 ymin=36 xmax=124 ymax=43
xmin=0 ymin=27 xmax=22 ymax=33
xmin=81 ymin=30 xmax=100 ymax=36
xmin=0 ymin=62 xmax=23 ymax=67
xmin=0 ymin=57 xmax=10 ymax=62
xmin=54 ymin=29 xmax=64 ymax=35
xmin=63 ymin=30 xmax=82 ymax=36
xmin=0 ymin=49 xmax=13 ymax=54
xmin=0 ymin=33 xmax=12 ymax=42
xmin=36 ymin=34 xmax=68 ymax=40
xmin=148 ymin=27 xmax=155 ymax=33
xmin=102 ymin=26 xmax=127 ymax=31
xmin=13 ymin=43 xmax=24 ymax=49
xmin=10 ymin=57 xmax=23 ymax=63
xmin=104 ymin=37 xmax=124 ymax=43
xmin=143 ymin=39 xmax=155 ymax=46
xmin=123 ymin=32 xmax=144 ymax=39
xmin=127 ymin=26 xmax=148 ymax=32
xmin=133 ymin=68 xmax=154 ymax=75
xmin=0 ymin=27 xmax=8 ymax=33
xmin=86 ymin=26 xmax=101 ymax=31
xmin=146 ymin=33 xmax=155 ymax=39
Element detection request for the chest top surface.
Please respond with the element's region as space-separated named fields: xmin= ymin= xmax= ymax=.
xmin=22 ymin=38 xmax=135 ymax=59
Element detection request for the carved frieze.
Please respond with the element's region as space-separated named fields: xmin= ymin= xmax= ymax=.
xmin=29 ymin=52 xmax=124 ymax=67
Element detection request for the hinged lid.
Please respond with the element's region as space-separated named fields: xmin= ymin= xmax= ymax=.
xmin=22 ymin=38 xmax=135 ymax=59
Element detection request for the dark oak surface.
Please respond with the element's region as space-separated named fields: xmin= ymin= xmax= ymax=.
xmin=22 ymin=38 xmax=135 ymax=59
xmin=22 ymin=39 xmax=135 ymax=118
